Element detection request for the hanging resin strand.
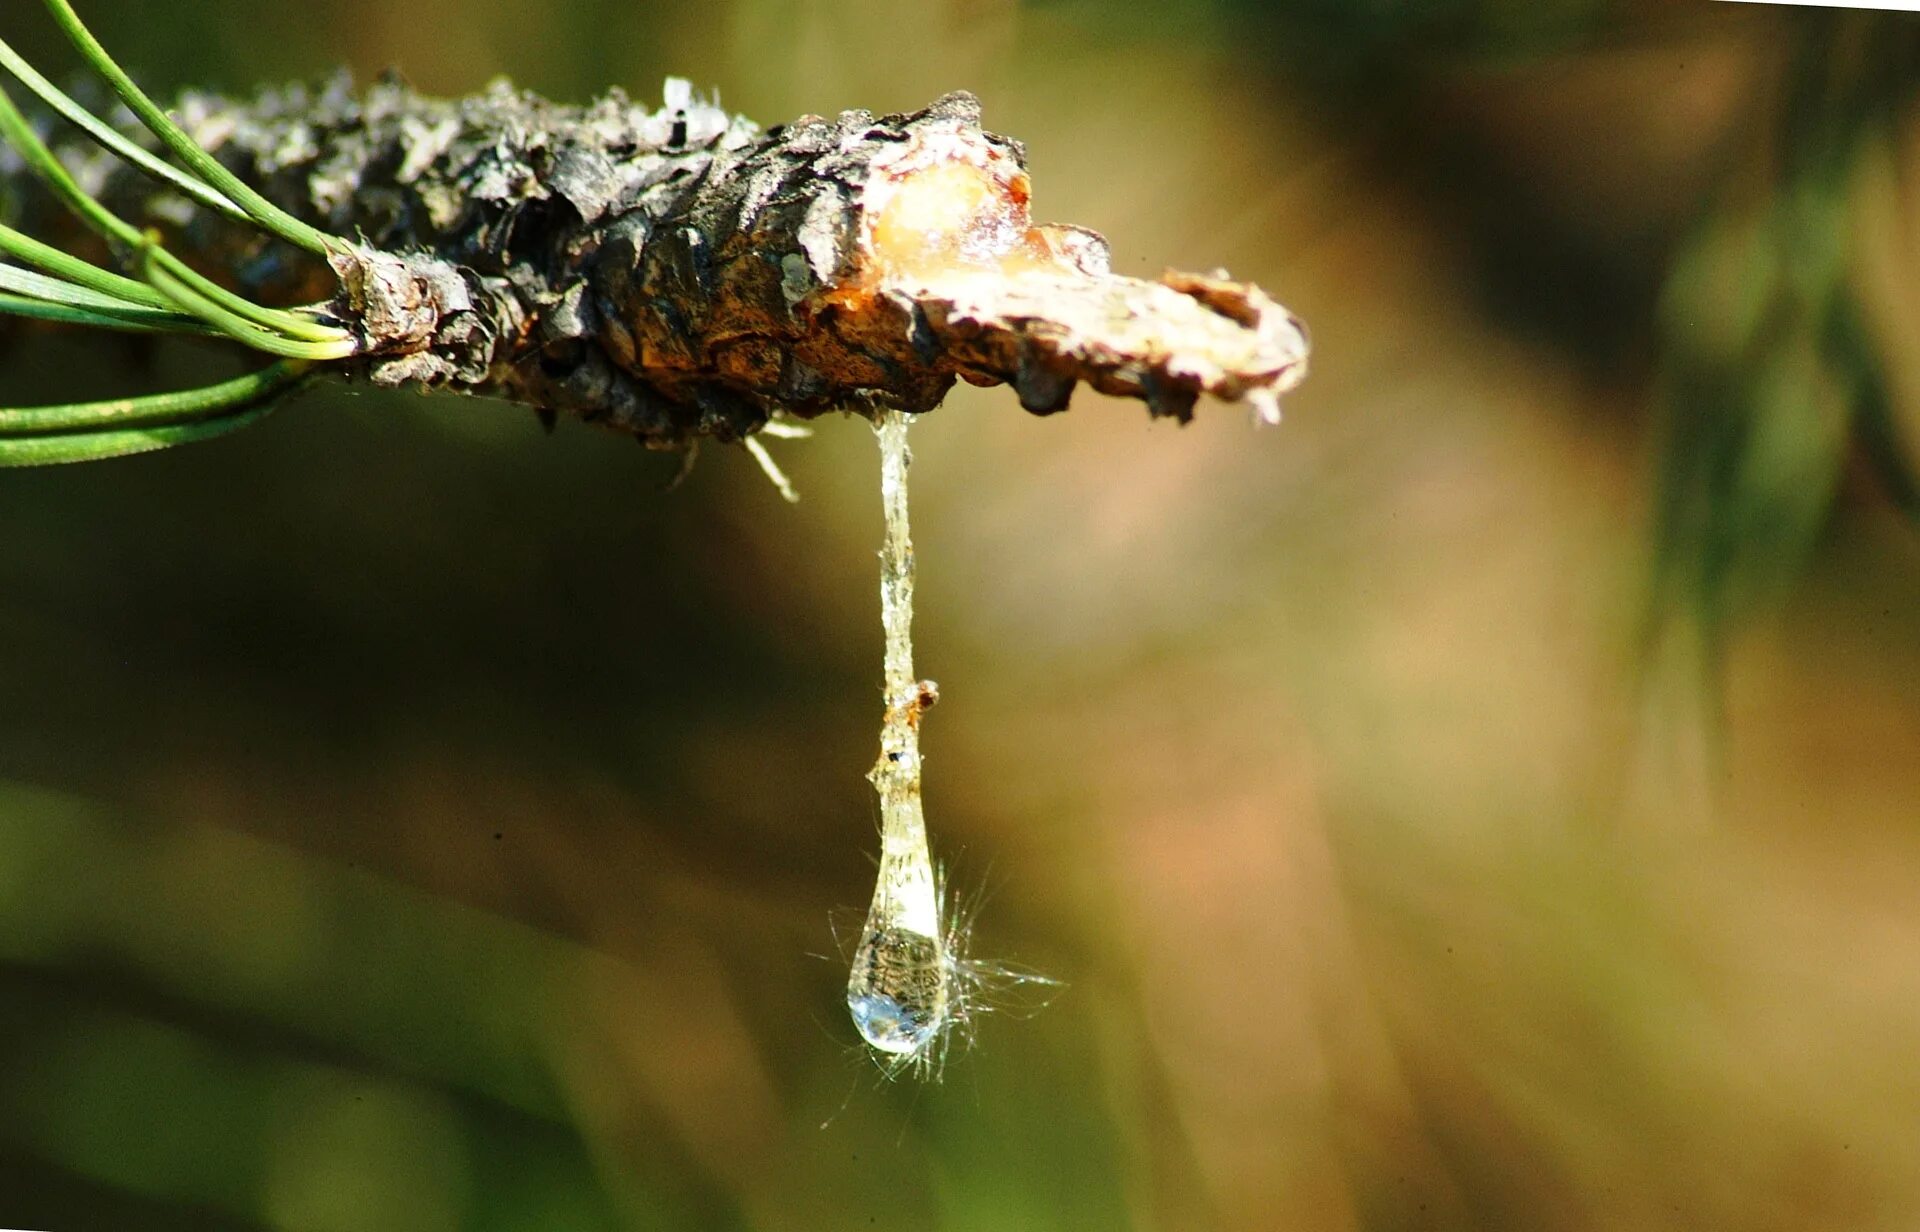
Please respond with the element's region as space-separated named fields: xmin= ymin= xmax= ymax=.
xmin=846 ymin=406 xmax=953 ymax=1062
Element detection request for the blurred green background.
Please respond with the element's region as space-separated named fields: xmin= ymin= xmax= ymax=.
xmin=3 ymin=1 xmax=1919 ymax=1229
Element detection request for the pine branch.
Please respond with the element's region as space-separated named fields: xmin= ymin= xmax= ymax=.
xmin=2 ymin=0 xmax=1307 ymax=456
xmin=12 ymin=72 xmax=1308 ymax=449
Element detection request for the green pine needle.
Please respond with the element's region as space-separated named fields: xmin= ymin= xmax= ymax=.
xmin=139 ymin=248 xmax=354 ymax=359
xmin=0 ymin=80 xmax=353 ymax=354
xmin=0 ymin=9 xmax=360 ymax=467
xmin=0 ymin=77 xmax=154 ymax=261
xmin=0 ymin=359 xmax=311 ymax=465
xmin=0 ymin=258 xmax=214 ymax=332
xmin=0 ymin=290 xmax=211 ymax=333
xmin=0 ymin=403 xmax=277 ymax=465
xmin=138 ymin=236 xmax=353 ymax=349
xmin=2 ymin=259 xmax=185 ymax=315
xmin=0 ymin=220 xmax=174 ymax=310
xmin=40 ymin=0 xmax=347 ymax=257
xmin=0 ymin=33 xmax=248 ymax=223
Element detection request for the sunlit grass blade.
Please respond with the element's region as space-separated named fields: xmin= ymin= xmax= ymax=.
xmin=40 ymin=0 xmax=345 ymax=257
xmin=0 ymin=34 xmax=246 ymax=222
xmin=0 ymin=359 xmax=310 ymax=466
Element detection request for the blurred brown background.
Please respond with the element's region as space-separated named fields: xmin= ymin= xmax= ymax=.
xmin=2 ymin=1 xmax=1918 ymax=1229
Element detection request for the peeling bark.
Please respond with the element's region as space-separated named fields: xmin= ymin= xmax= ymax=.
xmin=14 ymin=74 xmax=1309 ymax=446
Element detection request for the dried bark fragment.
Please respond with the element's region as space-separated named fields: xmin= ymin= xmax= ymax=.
xmin=17 ymin=75 xmax=1309 ymax=446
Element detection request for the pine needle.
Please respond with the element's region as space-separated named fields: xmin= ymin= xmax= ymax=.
xmin=38 ymin=0 xmax=345 ymax=255
xmin=0 ymin=359 xmax=310 ymax=465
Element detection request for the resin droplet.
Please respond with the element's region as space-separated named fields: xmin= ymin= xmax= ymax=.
xmin=846 ymin=406 xmax=958 ymax=1070
xmin=847 ymin=924 xmax=948 ymax=1055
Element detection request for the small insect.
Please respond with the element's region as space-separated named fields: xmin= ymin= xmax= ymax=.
xmin=845 ymin=407 xmax=1054 ymax=1078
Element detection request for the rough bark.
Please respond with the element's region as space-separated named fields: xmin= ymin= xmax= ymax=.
xmin=10 ymin=74 xmax=1310 ymax=447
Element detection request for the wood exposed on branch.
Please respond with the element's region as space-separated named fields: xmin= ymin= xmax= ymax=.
xmin=13 ymin=75 xmax=1310 ymax=446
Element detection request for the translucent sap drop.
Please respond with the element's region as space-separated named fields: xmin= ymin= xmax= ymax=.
xmin=847 ymin=924 xmax=948 ymax=1055
xmin=843 ymin=381 xmax=1064 ymax=1077
xmin=846 ymin=406 xmax=955 ymax=1066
